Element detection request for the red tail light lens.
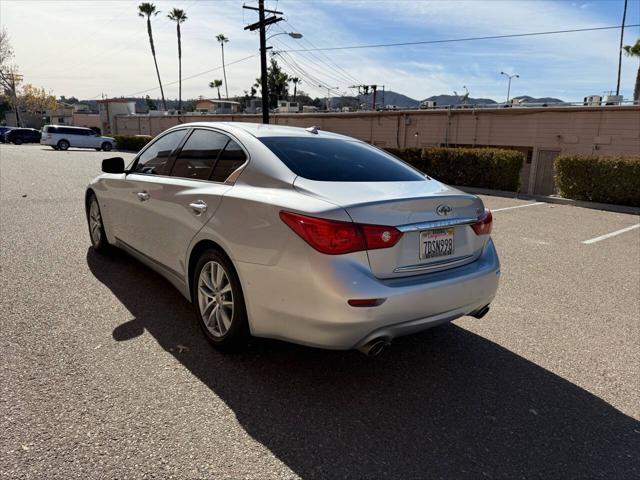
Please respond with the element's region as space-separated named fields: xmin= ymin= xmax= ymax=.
xmin=471 ymin=208 xmax=493 ymax=235
xmin=279 ymin=211 xmax=403 ymax=255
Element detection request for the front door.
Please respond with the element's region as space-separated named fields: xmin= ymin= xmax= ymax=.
xmin=118 ymin=128 xmax=245 ymax=279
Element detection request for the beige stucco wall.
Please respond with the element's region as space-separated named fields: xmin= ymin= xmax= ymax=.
xmin=114 ymin=106 xmax=640 ymax=155
xmin=72 ymin=113 xmax=101 ymax=129
xmin=113 ymin=106 xmax=639 ymax=195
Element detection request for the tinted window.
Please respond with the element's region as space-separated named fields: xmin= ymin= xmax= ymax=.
xmin=59 ymin=127 xmax=80 ymax=135
xmin=211 ymin=140 xmax=247 ymax=182
xmin=259 ymin=137 xmax=425 ymax=182
xmin=170 ymin=129 xmax=228 ymax=180
xmin=134 ymin=129 xmax=187 ymax=175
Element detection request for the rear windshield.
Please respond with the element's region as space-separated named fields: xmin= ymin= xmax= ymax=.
xmin=259 ymin=137 xmax=425 ymax=182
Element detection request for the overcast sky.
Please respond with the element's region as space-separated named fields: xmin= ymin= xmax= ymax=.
xmin=1 ymin=0 xmax=639 ymax=102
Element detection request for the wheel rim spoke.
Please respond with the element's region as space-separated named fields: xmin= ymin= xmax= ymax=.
xmin=197 ymin=260 xmax=234 ymax=338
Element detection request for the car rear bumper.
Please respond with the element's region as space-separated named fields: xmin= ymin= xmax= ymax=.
xmin=236 ymin=238 xmax=500 ymax=349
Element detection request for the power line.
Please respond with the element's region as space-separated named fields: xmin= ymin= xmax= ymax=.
xmin=271 ymin=36 xmax=356 ymax=89
xmin=282 ymin=19 xmax=361 ymax=86
xmin=121 ymin=54 xmax=259 ymax=98
xmin=278 ymin=24 xmax=640 ymax=53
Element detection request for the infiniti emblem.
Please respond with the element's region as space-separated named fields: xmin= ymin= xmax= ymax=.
xmin=436 ymin=204 xmax=453 ymax=216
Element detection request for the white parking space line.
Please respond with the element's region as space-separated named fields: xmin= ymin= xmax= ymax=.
xmin=492 ymin=202 xmax=546 ymax=212
xmin=582 ymin=224 xmax=640 ymax=245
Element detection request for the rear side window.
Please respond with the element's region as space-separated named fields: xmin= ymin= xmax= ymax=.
xmin=259 ymin=137 xmax=425 ymax=182
xmin=211 ymin=140 xmax=247 ymax=182
xmin=133 ymin=129 xmax=187 ymax=175
xmin=170 ymin=129 xmax=228 ymax=180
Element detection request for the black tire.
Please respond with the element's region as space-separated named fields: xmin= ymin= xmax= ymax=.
xmin=101 ymin=142 xmax=113 ymax=152
xmin=58 ymin=139 xmax=69 ymax=151
xmin=192 ymin=250 xmax=249 ymax=351
xmin=13 ymin=138 xmax=22 ymax=145
xmin=86 ymin=193 xmax=110 ymax=254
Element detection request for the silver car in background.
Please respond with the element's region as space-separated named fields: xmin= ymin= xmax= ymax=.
xmin=86 ymin=122 xmax=500 ymax=355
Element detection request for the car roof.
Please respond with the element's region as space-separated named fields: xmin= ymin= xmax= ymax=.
xmin=175 ymin=121 xmax=351 ymax=140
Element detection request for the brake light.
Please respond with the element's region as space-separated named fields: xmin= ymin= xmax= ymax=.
xmin=471 ymin=208 xmax=493 ymax=235
xmin=279 ymin=211 xmax=403 ymax=255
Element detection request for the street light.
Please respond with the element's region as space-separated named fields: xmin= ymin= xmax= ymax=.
xmin=266 ymin=32 xmax=303 ymax=41
xmin=500 ymin=71 xmax=519 ymax=103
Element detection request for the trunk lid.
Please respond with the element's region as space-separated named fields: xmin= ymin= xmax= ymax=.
xmin=293 ymin=177 xmax=487 ymax=278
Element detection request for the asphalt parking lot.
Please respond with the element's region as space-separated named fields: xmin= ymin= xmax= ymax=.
xmin=1 ymin=143 xmax=639 ymax=479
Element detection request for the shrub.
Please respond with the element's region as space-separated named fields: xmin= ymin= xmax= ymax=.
xmin=113 ymin=135 xmax=152 ymax=152
xmin=386 ymin=147 xmax=524 ymax=191
xmin=555 ymin=154 xmax=640 ymax=206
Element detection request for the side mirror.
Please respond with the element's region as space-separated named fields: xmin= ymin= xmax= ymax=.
xmin=102 ymin=157 xmax=125 ymax=174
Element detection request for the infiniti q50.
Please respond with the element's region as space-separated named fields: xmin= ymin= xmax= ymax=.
xmin=86 ymin=122 xmax=500 ymax=355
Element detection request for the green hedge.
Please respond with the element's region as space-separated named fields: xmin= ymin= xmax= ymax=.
xmin=386 ymin=147 xmax=524 ymax=191
xmin=555 ymin=154 xmax=640 ymax=207
xmin=113 ymin=135 xmax=153 ymax=152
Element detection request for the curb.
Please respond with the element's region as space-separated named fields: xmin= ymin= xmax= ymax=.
xmin=453 ymin=186 xmax=640 ymax=216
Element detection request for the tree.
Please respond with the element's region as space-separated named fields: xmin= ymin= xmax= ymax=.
xmin=19 ymin=84 xmax=57 ymax=113
xmin=168 ymin=8 xmax=187 ymax=112
xmin=216 ymin=34 xmax=229 ymax=99
xmin=623 ymin=38 xmax=640 ymax=103
xmin=145 ymin=95 xmax=157 ymax=111
xmin=209 ymin=79 xmax=223 ymax=100
xmin=138 ymin=2 xmax=167 ymax=110
xmin=0 ymin=27 xmax=22 ymax=126
xmin=290 ymin=77 xmax=301 ymax=102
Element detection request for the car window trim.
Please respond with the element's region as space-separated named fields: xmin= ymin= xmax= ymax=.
xmin=167 ymin=128 xmax=228 ymax=181
xmin=166 ymin=126 xmax=250 ymax=185
xmin=126 ymin=127 xmax=192 ymax=177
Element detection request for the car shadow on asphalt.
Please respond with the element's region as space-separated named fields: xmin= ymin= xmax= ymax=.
xmin=87 ymin=248 xmax=639 ymax=479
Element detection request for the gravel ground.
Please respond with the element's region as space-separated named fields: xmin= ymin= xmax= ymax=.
xmin=1 ymin=144 xmax=639 ymax=479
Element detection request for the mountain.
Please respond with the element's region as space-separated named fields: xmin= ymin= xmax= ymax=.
xmin=361 ymin=90 xmax=420 ymax=108
xmin=511 ymin=95 xmax=564 ymax=104
xmin=422 ymin=94 xmax=497 ymax=106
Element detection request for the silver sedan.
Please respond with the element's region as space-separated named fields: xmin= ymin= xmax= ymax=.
xmin=86 ymin=122 xmax=500 ymax=355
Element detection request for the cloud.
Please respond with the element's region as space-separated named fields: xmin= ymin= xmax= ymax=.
xmin=2 ymin=0 xmax=638 ymax=102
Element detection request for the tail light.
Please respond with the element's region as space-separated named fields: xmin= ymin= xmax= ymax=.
xmin=279 ymin=211 xmax=403 ymax=255
xmin=471 ymin=208 xmax=493 ymax=235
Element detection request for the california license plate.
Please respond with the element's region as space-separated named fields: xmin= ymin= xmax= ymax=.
xmin=420 ymin=228 xmax=455 ymax=259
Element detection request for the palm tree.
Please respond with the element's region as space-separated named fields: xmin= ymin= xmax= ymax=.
xmin=290 ymin=77 xmax=301 ymax=102
xmin=209 ymin=79 xmax=223 ymax=100
xmin=216 ymin=34 xmax=229 ymax=98
xmin=623 ymin=38 xmax=640 ymax=103
xmin=168 ymin=8 xmax=187 ymax=112
xmin=138 ymin=2 xmax=166 ymax=110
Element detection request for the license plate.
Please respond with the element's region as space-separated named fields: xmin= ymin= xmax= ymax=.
xmin=420 ymin=228 xmax=455 ymax=259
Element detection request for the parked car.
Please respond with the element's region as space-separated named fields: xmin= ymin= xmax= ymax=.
xmin=86 ymin=123 xmax=500 ymax=355
xmin=41 ymin=125 xmax=115 ymax=151
xmin=4 ymin=128 xmax=41 ymax=145
xmin=0 ymin=126 xmax=15 ymax=143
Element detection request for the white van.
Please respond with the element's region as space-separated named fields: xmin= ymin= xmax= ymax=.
xmin=41 ymin=125 xmax=116 ymax=151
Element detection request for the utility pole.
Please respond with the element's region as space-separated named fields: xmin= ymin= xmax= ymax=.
xmin=616 ymin=0 xmax=628 ymax=96
xmin=319 ymin=85 xmax=338 ymax=111
xmin=8 ymin=73 xmax=23 ymax=127
xmin=244 ymin=1 xmax=283 ymax=124
xmin=371 ymin=84 xmax=378 ymax=111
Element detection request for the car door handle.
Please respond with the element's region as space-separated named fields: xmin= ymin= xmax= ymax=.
xmin=189 ymin=200 xmax=208 ymax=214
xmin=136 ymin=191 xmax=150 ymax=202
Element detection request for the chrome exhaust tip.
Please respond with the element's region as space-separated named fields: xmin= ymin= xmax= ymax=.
xmin=471 ymin=305 xmax=490 ymax=319
xmin=357 ymin=338 xmax=390 ymax=357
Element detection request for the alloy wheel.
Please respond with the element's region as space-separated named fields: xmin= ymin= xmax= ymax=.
xmin=197 ymin=261 xmax=234 ymax=338
xmin=89 ymin=198 xmax=102 ymax=246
